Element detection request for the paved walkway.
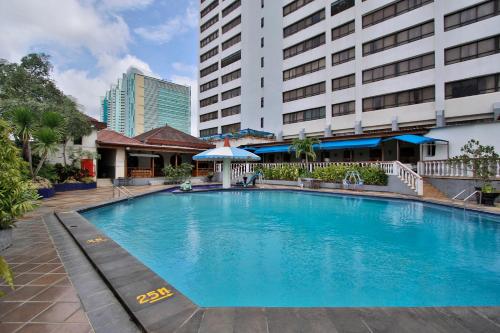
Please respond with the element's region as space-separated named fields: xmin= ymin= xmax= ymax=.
xmin=0 ymin=185 xmax=171 ymax=333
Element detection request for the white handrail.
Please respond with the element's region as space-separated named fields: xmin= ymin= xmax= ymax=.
xmin=417 ymin=159 xmax=500 ymax=178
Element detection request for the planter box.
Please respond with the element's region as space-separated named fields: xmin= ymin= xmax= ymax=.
xmin=37 ymin=187 xmax=55 ymax=198
xmin=0 ymin=228 xmax=13 ymax=251
xmin=54 ymin=182 xmax=97 ymax=192
xmin=257 ymin=179 xmax=299 ymax=187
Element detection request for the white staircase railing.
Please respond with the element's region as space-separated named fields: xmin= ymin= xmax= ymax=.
xmin=215 ymin=161 xmax=422 ymax=195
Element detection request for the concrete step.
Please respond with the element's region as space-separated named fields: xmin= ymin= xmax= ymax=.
xmin=97 ymin=178 xmax=113 ymax=187
xmin=423 ymin=180 xmax=448 ymax=200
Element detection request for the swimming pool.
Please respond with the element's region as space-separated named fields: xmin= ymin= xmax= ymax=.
xmin=82 ymin=190 xmax=500 ymax=307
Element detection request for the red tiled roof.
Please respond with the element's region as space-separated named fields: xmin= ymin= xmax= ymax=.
xmin=97 ymin=129 xmax=143 ymax=146
xmin=134 ymin=125 xmax=214 ymax=149
xmin=84 ymin=114 xmax=107 ymax=130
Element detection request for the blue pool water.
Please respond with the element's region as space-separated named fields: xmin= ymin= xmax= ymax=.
xmin=82 ymin=190 xmax=500 ymax=307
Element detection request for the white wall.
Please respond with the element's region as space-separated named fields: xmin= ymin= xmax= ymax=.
xmin=424 ymin=122 xmax=500 ymax=160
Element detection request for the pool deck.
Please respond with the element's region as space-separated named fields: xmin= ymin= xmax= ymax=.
xmin=1 ymin=184 xmax=500 ymax=333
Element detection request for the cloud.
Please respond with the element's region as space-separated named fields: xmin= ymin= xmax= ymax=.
xmin=170 ymin=74 xmax=198 ymax=136
xmin=0 ymin=0 xmax=130 ymax=61
xmin=134 ymin=1 xmax=198 ymax=44
xmin=99 ymin=0 xmax=154 ymax=11
xmin=172 ymin=62 xmax=197 ymax=75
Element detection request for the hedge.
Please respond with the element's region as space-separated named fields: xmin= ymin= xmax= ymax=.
xmin=259 ymin=164 xmax=388 ymax=186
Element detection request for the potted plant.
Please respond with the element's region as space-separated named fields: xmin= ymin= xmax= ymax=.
xmin=206 ymin=171 xmax=214 ymax=182
xmin=449 ymin=139 xmax=499 ymax=206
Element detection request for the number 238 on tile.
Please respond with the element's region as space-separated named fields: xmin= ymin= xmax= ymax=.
xmin=136 ymin=287 xmax=174 ymax=305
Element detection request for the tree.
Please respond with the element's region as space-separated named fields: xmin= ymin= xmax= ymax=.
xmin=11 ymin=106 xmax=37 ymax=176
xmin=32 ymin=127 xmax=60 ymax=179
xmin=449 ymin=139 xmax=499 ymax=191
xmin=289 ymin=137 xmax=320 ymax=164
xmin=59 ymin=97 xmax=91 ymax=165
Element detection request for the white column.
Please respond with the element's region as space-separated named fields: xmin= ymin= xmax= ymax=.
xmin=223 ymin=159 xmax=231 ymax=189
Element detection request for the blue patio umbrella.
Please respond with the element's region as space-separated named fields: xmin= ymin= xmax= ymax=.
xmin=193 ymin=137 xmax=260 ymax=188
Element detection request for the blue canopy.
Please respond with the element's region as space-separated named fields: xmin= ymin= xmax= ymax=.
xmin=318 ymin=138 xmax=381 ymax=150
xmin=253 ymin=138 xmax=382 ymax=154
xmin=383 ymin=134 xmax=444 ymax=144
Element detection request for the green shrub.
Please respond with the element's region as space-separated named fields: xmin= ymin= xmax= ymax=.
xmin=163 ymin=163 xmax=193 ymax=183
xmin=262 ymin=164 xmax=388 ymax=186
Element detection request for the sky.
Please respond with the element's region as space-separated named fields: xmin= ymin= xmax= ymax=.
xmin=0 ymin=0 xmax=199 ymax=134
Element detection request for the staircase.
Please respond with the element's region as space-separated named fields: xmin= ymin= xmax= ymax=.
xmin=97 ymin=178 xmax=113 ymax=187
xmin=422 ymin=179 xmax=448 ymax=200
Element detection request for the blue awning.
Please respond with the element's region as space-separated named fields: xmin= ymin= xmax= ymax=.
xmin=253 ymin=137 xmax=382 ymax=154
xmin=318 ymin=138 xmax=381 ymax=150
xmin=383 ymin=134 xmax=445 ymax=144
xmin=254 ymin=145 xmax=292 ymax=154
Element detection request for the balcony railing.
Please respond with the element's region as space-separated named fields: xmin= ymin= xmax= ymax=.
xmin=417 ymin=160 xmax=500 ymax=178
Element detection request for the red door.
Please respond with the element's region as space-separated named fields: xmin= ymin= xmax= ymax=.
xmin=81 ymin=159 xmax=95 ymax=177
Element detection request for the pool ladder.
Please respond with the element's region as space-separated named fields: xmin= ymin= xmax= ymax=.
xmin=452 ymin=189 xmax=482 ymax=208
xmin=113 ymin=185 xmax=133 ymax=200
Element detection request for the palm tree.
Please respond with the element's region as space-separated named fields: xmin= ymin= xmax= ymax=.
xmin=289 ymin=137 xmax=320 ymax=164
xmin=11 ymin=107 xmax=36 ymax=177
xmin=32 ymin=127 xmax=60 ymax=179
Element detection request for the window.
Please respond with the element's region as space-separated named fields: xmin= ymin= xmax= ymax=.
xmin=73 ymin=137 xmax=82 ymax=145
xmin=221 ymin=50 xmax=241 ymax=67
xmin=283 ymin=33 xmax=325 ymax=59
xmin=363 ymin=86 xmax=435 ymax=111
xmin=200 ymin=62 xmax=218 ymax=78
xmin=261 ymin=37 xmax=264 ymax=47
xmin=261 ymin=97 xmax=264 ymax=107
xmin=200 ymin=94 xmax=218 ymax=108
xmin=362 ymin=0 xmax=433 ymax=28
xmin=363 ymin=20 xmax=434 ymax=55
xmin=200 ymin=30 xmax=219 ymax=48
xmin=283 ymin=0 xmax=314 ymax=17
xmin=222 ymin=33 xmax=241 ymax=50
xmin=200 ymin=46 xmax=218 ymax=63
xmin=445 ymin=34 xmax=500 ymax=65
xmin=222 ymin=69 xmax=241 ymax=84
xmin=283 ymin=9 xmax=325 ymax=38
xmin=261 ymin=17 xmax=264 ymax=28
xmin=261 ymin=77 xmax=264 ymax=87
xmin=332 ymin=47 xmax=355 ymax=66
xmin=283 ymin=106 xmax=325 ymax=124
xmin=221 ymin=122 xmax=241 ymax=134
xmin=260 ymin=117 xmax=264 ymax=128
xmin=200 ymin=78 xmax=218 ymax=92
xmin=444 ymin=0 xmax=500 ymax=31
xmin=222 ymin=0 xmax=241 ymax=17
xmin=221 ymin=104 xmax=241 ymax=117
xmin=201 ymin=14 xmax=219 ymax=33
xmin=332 ymin=73 xmax=355 ymax=91
xmin=445 ymin=73 xmax=500 ymax=99
xmin=261 ymin=0 xmax=264 ymax=8
xmin=200 ymin=127 xmax=218 ymax=137
xmin=363 ymin=53 xmax=434 ymax=83
xmin=200 ymin=111 xmax=218 ymax=122
xmin=426 ymin=143 xmax=436 ymax=157
xmin=283 ymin=81 xmax=326 ymax=102
xmin=201 ymin=0 xmax=218 ymax=18
xmin=222 ymin=15 xmax=241 ymax=34
xmin=283 ymin=57 xmax=325 ymax=81
xmin=221 ymin=87 xmax=241 ymax=100
xmin=331 ymin=0 xmax=354 ymax=16
xmin=332 ymin=101 xmax=355 ymax=117
xmin=261 ymin=57 xmax=264 ymax=67
xmin=331 ymin=20 xmax=354 ymax=41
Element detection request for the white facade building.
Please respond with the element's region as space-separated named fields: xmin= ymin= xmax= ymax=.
xmin=197 ymin=0 xmax=500 ymax=140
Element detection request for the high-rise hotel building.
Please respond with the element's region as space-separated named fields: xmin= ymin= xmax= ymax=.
xmin=197 ymin=0 xmax=500 ymax=139
xmin=102 ymin=68 xmax=191 ymax=137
